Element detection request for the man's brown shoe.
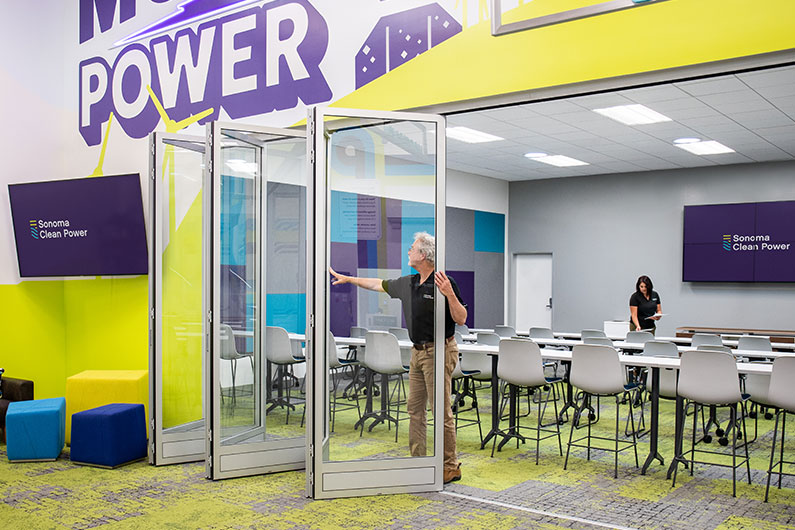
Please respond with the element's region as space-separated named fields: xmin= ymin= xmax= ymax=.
xmin=443 ymin=465 xmax=462 ymax=484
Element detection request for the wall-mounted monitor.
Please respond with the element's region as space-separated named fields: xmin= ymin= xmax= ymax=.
xmin=683 ymin=200 xmax=795 ymax=282
xmin=8 ymin=174 xmax=148 ymax=277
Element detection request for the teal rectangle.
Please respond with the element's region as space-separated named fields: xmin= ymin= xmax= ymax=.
xmin=330 ymin=191 xmax=358 ymax=244
xmin=474 ymin=211 xmax=505 ymax=253
xmin=401 ymin=200 xmax=435 ymax=275
xmin=266 ymin=293 xmax=307 ymax=334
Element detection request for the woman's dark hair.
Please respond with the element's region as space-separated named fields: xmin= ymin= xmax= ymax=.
xmin=636 ymin=275 xmax=653 ymax=294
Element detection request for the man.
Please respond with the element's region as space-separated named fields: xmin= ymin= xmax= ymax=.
xmin=329 ymin=231 xmax=467 ymax=484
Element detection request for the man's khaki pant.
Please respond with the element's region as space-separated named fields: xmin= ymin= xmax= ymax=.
xmin=407 ymin=338 xmax=459 ymax=472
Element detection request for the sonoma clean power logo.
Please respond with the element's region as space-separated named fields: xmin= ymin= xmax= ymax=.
xmin=28 ymin=219 xmax=90 ymax=240
xmin=723 ymin=233 xmax=791 ymax=252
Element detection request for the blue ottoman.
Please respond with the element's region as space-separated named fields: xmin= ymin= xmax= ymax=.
xmin=70 ymin=403 xmax=147 ymax=468
xmin=6 ymin=397 xmax=66 ymax=462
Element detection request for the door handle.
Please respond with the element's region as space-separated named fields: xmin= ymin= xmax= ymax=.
xmin=546 ymin=297 xmax=552 ymax=309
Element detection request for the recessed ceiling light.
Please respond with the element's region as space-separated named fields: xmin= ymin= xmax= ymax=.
xmin=593 ymin=104 xmax=672 ymax=125
xmin=524 ymin=153 xmax=589 ymax=167
xmin=674 ymin=139 xmax=735 ymax=155
xmin=446 ymin=126 xmax=504 ymax=143
xmin=673 ymin=137 xmax=701 ymax=144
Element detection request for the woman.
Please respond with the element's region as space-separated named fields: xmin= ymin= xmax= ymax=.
xmin=629 ymin=275 xmax=662 ymax=333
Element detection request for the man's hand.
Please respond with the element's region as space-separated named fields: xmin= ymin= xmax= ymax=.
xmin=329 ymin=267 xmax=349 ymax=285
xmin=434 ymin=271 xmax=455 ymax=298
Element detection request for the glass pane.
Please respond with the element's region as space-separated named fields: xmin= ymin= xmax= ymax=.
xmin=496 ymin=0 xmax=651 ymax=27
xmin=324 ymin=116 xmax=438 ymax=462
xmin=217 ymin=128 xmax=306 ymax=445
xmin=160 ymin=138 xmax=204 ymax=436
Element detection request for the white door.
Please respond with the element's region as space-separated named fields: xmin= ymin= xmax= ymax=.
xmin=513 ymin=253 xmax=552 ymax=330
xmin=307 ymin=107 xmax=446 ymax=499
xmin=149 ymin=132 xmax=206 ymax=465
xmin=205 ymin=123 xmax=307 ymax=480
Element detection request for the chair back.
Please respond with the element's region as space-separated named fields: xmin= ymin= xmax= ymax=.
xmin=350 ymin=326 xmax=368 ymax=338
xmin=327 ymin=331 xmax=342 ymax=369
xmin=494 ymin=325 xmax=516 ymax=338
xmin=476 ymin=332 xmax=500 ymax=346
xmin=626 ymin=330 xmax=654 ymax=344
xmin=678 ymin=350 xmax=741 ymax=404
xmin=219 ymin=324 xmax=241 ymax=361
xmin=364 ymin=331 xmax=405 ymax=374
xmin=584 ymin=336 xmax=613 ymax=347
xmin=737 ymin=335 xmax=773 ymax=352
xmin=745 ymin=373 xmax=771 ymax=406
xmin=697 ymin=344 xmax=732 ymax=354
xmin=266 ymin=326 xmax=297 ymax=364
xmin=454 ymin=331 xmax=464 ymax=344
xmin=767 ymin=357 xmax=795 ymax=412
xmin=455 ymin=324 xmax=470 ymax=336
xmin=498 ymin=339 xmax=546 ymax=388
xmin=691 ymin=333 xmax=722 ymax=348
xmin=528 ymin=327 xmax=555 ymax=339
xmin=581 ymin=329 xmax=607 ymax=340
xmin=642 ymin=340 xmax=679 ymax=358
xmin=646 ymin=367 xmax=678 ymax=398
xmin=388 ymin=328 xmax=410 ymax=341
xmin=459 ymin=346 xmax=492 ymax=379
xmin=570 ymin=344 xmax=624 ymax=395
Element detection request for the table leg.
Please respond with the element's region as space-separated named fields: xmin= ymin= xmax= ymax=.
xmin=667 ymin=394 xmax=685 ymax=479
xmin=557 ymin=360 xmax=575 ymax=423
xmin=480 ymin=355 xmax=500 ymax=449
xmin=641 ymin=367 xmax=664 ymax=474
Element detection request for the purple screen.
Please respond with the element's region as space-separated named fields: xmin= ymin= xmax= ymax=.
xmin=683 ymin=201 xmax=795 ymax=282
xmin=8 ymin=174 xmax=148 ymax=277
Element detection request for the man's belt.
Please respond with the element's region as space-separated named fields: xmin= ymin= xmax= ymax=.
xmin=413 ymin=336 xmax=454 ymax=350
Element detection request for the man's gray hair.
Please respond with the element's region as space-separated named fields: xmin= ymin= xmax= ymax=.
xmin=413 ymin=232 xmax=435 ymax=264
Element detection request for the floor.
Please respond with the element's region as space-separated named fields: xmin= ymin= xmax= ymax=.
xmin=2 ymin=384 xmax=794 ymax=529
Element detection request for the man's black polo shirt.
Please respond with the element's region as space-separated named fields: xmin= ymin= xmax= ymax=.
xmin=382 ymin=273 xmax=465 ymax=344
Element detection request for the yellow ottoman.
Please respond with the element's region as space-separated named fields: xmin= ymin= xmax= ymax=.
xmin=65 ymin=370 xmax=148 ymax=444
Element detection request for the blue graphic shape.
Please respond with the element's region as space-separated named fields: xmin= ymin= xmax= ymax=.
xmin=330 ymin=191 xmax=358 ymax=244
xmin=401 ymin=200 xmax=434 ymax=276
xmin=220 ymin=175 xmax=250 ymax=266
xmin=266 ymin=293 xmax=306 ymax=334
xmin=114 ymin=0 xmax=261 ymax=47
xmin=474 ymin=211 xmax=505 ymax=253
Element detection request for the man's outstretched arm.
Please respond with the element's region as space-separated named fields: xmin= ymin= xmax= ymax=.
xmin=329 ymin=267 xmax=385 ymax=292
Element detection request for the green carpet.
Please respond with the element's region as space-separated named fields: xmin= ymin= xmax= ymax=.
xmin=2 ymin=381 xmax=794 ymax=529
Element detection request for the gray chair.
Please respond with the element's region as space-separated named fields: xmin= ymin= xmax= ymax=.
xmin=455 ymin=324 xmax=470 ymax=336
xmin=584 ymin=336 xmax=613 ymax=347
xmin=581 ymin=329 xmax=607 ymax=340
xmin=673 ymin=349 xmax=751 ymax=497
xmin=327 ymin=332 xmax=361 ymax=432
xmin=564 ymin=344 xmax=640 ymax=478
xmin=642 ymin=341 xmax=679 ymax=399
xmin=697 ymin=344 xmax=732 ymax=354
xmin=765 ymin=357 xmax=795 ymax=502
xmin=266 ymin=326 xmax=306 ymax=423
xmin=691 ymin=333 xmax=722 ymax=348
xmin=494 ymin=325 xmax=516 ymax=338
xmin=492 ymin=339 xmax=563 ymax=463
xmin=528 ymin=327 xmax=555 ymax=339
xmin=451 ymin=331 xmax=483 ymax=442
xmin=626 ymin=331 xmax=655 ymax=344
xmin=358 ymin=331 xmax=409 ymax=441
xmin=219 ymin=324 xmax=250 ymax=406
xmin=738 ymin=335 xmax=773 ymax=352
xmin=389 ymin=327 xmax=413 ymax=367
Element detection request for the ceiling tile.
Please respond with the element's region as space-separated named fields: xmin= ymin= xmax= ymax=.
xmin=677 ymin=76 xmax=747 ymax=96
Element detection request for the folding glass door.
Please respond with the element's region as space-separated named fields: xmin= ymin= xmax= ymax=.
xmin=149 ymin=133 xmax=206 ymax=465
xmin=307 ymin=108 xmax=447 ymax=498
xmin=205 ymin=123 xmax=307 ymax=479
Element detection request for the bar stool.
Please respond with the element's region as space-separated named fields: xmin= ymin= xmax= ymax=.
xmin=765 ymin=357 xmax=795 ymax=502
xmin=672 ymin=349 xmax=751 ymax=497
xmin=563 ymin=344 xmax=640 ymax=478
xmin=451 ymin=332 xmax=483 ymax=443
xmin=265 ymin=326 xmax=305 ymax=424
xmin=494 ymin=325 xmax=516 ymax=338
xmin=492 ymin=339 xmax=562 ymax=463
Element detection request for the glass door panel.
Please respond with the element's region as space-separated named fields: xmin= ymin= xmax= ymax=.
xmin=149 ymin=133 xmax=206 ymax=465
xmin=206 ymin=123 xmax=307 ymax=479
xmin=307 ymin=108 xmax=446 ymax=498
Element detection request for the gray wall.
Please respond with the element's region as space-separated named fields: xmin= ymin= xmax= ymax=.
xmin=508 ymin=161 xmax=795 ymax=336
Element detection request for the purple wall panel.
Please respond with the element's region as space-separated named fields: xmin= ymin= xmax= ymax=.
xmin=386 ymin=198 xmax=403 ymax=270
xmin=330 ymin=242 xmax=358 ymax=337
xmin=448 ymin=270 xmax=474 ymax=328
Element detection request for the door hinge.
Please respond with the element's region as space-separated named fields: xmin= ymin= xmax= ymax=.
xmin=207 ymin=429 xmax=212 ymax=443
xmin=309 ymin=444 xmax=314 ymax=458
xmin=309 ymin=471 xmax=314 ymax=486
xmin=207 ymin=310 xmax=213 ymax=322
xmin=150 ymin=419 xmax=155 ymax=431
xmin=150 ymin=307 xmax=155 ymax=320
xmin=150 ymin=442 xmax=155 ymax=458
xmin=309 ymin=314 xmax=315 ymax=328
xmin=309 ymin=149 xmax=315 ymax=164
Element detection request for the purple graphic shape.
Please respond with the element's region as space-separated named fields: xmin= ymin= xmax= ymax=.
xmin=330 ymin=242 xmax=359 ymax=337
xmin=80 ymin=0 xmax=332 ymax=146
xmin=115 ymin=0 xmax=259 ymax=47
xmin=356 ymin=3 xmax=461 ymax=89
xmin=8 ymin=174 xmax=148 ymax=277
xmin=385 ymin=198 xmax=402 ymax=270
xmin=447 ymin=270 xmax=474 ymax=328
xmin=80 ymin=0 xmax=136 ymax=44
